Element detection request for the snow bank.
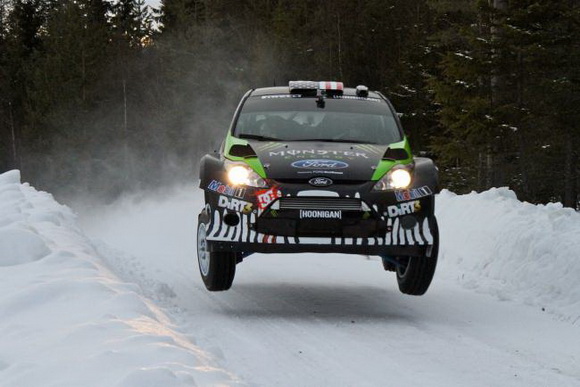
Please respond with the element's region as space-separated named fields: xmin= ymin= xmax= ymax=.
xmin=0 ymin=171 xmax=241 ymax=387
xmin=437 ymin=187 xmax=580 ymax=322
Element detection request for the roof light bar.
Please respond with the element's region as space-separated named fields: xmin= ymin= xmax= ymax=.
xmin=289 ymin=81 xmax=318 ymax=93
xmin=289 ymin=80 xmax=344 ymax=95
xmin=318 ymin=81 xmax=344 ymax=92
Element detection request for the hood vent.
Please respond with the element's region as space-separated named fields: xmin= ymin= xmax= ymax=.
xmin=382 ymin=148 xmax=409 ymax=160
xmin=229 ymin=144 xmax=257 ymax=158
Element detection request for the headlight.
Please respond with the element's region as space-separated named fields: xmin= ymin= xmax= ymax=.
xmin=373 ymin=167 xmax=412 ymax=191
xmin=225 ymin=161 xmax=267 ymax=188
xmin=228 ymin=166 xmax=250 ymax=185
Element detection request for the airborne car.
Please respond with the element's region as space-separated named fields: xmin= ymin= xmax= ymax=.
xmin=197 ymin=81 xmax=439 ymax=295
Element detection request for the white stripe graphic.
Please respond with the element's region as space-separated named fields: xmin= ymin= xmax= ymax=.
xmin=209 ymin=210 xmax=220 ymax=238
xmin=399 ymin=222 xmax=406 ymax=245
xmin=249 ymin=213 xmax=256 ymax=242
xmin=300 ymin=237 xmax=332 ymax=245
xmin=241 ymin=214 xmax=248 ymax=242
xmin=413 ymin=223 xmax=424 ymax=245
xmin=218 ymin=222 xmax=229 ymax=239
xmin=232 ymin=220 xmax=241 ymax=241
xmin=229 ymin=223 xmax=236 ymax=241
xmin=422 ymin=218 xmax=434 ymax=244
xmin=405 ymin=229 xmax=414 ymax=245
xmin=392 ymin=218 xmax=399 ymax=245
xmin=385 ymin=218 xmax=392 ymax=245
xmin=205 ymin=211 xmax=215 ymax=237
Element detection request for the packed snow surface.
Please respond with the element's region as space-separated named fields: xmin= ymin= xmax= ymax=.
xmin=0 ymin=171 xmax=240 ymax=387
xmin=437 ymin=188 xmax=580 ymax=321
xmin=1 ymin=169 xmax=580 ymax=386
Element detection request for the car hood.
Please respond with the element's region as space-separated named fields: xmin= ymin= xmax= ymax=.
xmin=248 ymin=141 xmax=387 ymax=181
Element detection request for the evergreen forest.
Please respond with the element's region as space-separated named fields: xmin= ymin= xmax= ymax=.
xmin=0 ymin=0 xmax=578 ymax=208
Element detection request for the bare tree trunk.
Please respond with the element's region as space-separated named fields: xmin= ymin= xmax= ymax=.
xmin=494 ymin=0 xmax=508 ymax=9
xmin=478 ymin=152 xmax=483 ymax=190
xmin=9 ymin=101 xmax=18 ymax=170
xmin=336 ymin=13 xmax=343 ymax=80
xmin=488 ymin=0 xmax=509 ymax=188
xmin=563 ymin=134 xmax=578 ymax=208
xmin=123 ymin=78 xmax=130 ymax=180
xmin=490 ymin=0 xmax=508 ymax=100
xmin=515 ymin=50 xmax=531 ymax=199
xmin=486 ymin=150 xmax=493 ymax=188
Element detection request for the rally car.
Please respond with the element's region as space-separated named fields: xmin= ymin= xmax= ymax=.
xmin=197 ymin=81 xmax=439 ymax=295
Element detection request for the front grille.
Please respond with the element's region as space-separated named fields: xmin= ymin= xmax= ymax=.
xmin=274 ymin=178 xmax=367 ymax=185
xmin=279 ymin=197 xmax=362 ymax=211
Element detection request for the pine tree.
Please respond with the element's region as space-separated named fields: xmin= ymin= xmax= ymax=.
xmin=505 ymin=0 xmax=580 ymax=206
xmin=0 ymin=0 xmax=11 ymax=171
xmin=427 ymin=0 xmax=493 ymax=192
xmin=1 ymin=0 xmax=576 ymax=206
xmin=2 ymin=0 xmax=53 ymax=174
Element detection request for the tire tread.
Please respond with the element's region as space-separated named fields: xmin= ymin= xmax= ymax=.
xmin=396 ymin=218 xmax=439 ymax=296
xmin=203 ymin=251 xmax=236 ymax=291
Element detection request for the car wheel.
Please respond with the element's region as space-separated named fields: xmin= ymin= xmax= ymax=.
xmin=197 ymin=221 xmax=236 ymax=291
xmin=396 ymin=217 xmax=439 ymax=296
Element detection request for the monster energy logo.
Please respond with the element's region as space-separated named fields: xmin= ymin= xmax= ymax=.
xmin=270 ymin=149 xmax=369 ymax=158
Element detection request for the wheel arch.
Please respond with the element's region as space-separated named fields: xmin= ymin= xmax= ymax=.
xmin=199 ymin=154 xmax=227 ymax=191
xmin=412 ymin=157 xmax=439 ymax=193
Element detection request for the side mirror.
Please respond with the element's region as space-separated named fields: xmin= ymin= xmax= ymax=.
xmin=418 ymin=150 xmax=436 ymax=160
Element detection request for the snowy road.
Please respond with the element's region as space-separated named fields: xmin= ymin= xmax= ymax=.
xmin=81 ymin=187 xmax=580 ymax=387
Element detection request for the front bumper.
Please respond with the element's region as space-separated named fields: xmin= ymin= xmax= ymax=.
xmin=201 ymin=180 xmax=436 ymax=256
xmin=207 ymin=240 xmax=430 ymax=256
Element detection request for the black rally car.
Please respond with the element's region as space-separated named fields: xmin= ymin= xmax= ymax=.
xmin=197 ymin=81 xmax=439 ymax=295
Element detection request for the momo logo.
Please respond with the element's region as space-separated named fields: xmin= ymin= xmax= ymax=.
xmin=300 ymin=210 xmax=342 ymax=219
xmin=208 ymin=180 xmax=245 ymax=198
xmin=291 ymin=159 xmax=348 ymax=169
xmin=387 ymin=201 xmax=421 ymax=217
xmin=218 ymin=195 xmax=253 ymax=213
xmin=309 ymin=177 xmax=333 ymax=187
xmin=395 ymin=186 xmax=433 ymax=202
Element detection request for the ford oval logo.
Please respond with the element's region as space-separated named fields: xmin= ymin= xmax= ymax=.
xmin=309 ymin=177 xmax=333 ymax=187
xmin=291 ymin=159 xmax=349 ymax=169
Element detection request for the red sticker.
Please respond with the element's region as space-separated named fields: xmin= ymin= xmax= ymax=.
xmin=256 ymin=187 xmax=282 ymax=210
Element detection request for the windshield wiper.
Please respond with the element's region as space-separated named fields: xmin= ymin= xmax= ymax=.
xmin=237 ymin=133 xmax=283 ymax=141
xmin=292 ymin=138 xmax=378 ymax=145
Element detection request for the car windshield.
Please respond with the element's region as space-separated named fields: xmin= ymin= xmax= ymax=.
xmin=234 ymin=95 xmax=402 ymax=145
